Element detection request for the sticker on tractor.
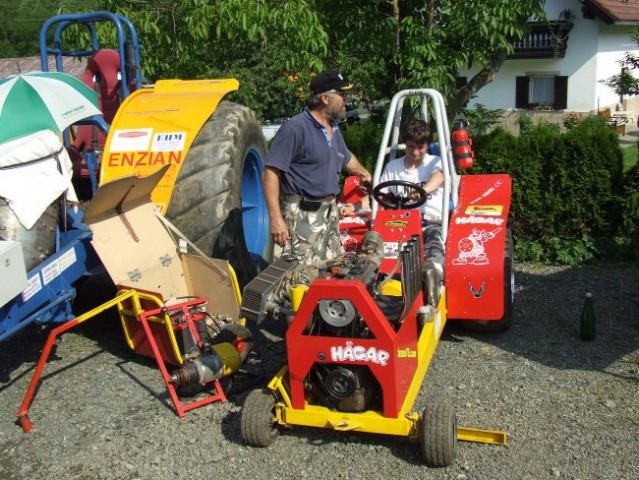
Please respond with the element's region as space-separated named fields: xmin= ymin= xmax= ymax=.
xmin=110 ymin=129 xmax=153 ymax=152
xmin=468 ymin=280 xmax=486 ymax=298
xmin=340 ymin=229 xmax=359 ymax=253
xmin=41 ymin=260 xmax=61 ymax=285
xmin=454 ymin=215 xmax=505 ymax=226
xmin=58 ymin=248 xmax=77 ymax=272
xmin=383 ymin=219 xmax=409 ymax=228
xmin=468 ymin=178 xmax=506 ymax=205
xmin=21 ymin=274 xmax=42 ymax=302
xmin=330 ymin=341 xmax=390 ymax=366
xmin=452 ymin=227 xmax=502 ymax=265
xmin=106 ymin=151 xmax=183 ymax=167
xmin=383 ymin=242 xmax=399 ymax=257
xmin=465 ymin=205 xmax=503 ymax=216
xmin=397 ymin=347 xmax=417 ymax=358
xmin=152 ymin=132 xmax=186 ymax=152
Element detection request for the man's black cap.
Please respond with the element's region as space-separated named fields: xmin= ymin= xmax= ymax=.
xmin=309 ymin=70 xmax=353 ymax=94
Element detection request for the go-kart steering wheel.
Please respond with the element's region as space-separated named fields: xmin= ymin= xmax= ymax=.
xmin=372 ymin=180 xmax=428 ymax=210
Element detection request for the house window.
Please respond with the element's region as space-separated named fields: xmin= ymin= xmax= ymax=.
xmin=516 ymin=75 xmax=568 ymax=109
xmin=530 ymin=76 xmax=555 ymax=105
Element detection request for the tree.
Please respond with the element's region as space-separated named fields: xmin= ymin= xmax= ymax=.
xmin=38 ymin=0 xmax=545 ymax=121
xmin=312 ymin=1 xmax=546 ymax=120
xmin=0 ymin=0 xmax=99 ymax=57
xmin=98 ymin=0 xmax=330 ymax=120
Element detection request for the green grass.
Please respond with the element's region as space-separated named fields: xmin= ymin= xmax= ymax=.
xmin=623 ymin=143 xmax=638 ymax=171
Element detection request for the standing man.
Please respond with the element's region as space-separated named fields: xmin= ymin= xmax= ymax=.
xmin=263 ymin=70 xmax=371 ymax=265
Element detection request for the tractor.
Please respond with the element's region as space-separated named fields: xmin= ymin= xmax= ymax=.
xmin=0 ymin=11 xmax=272 ymax=430
xmin=0 ymin=11 xmax=272 ymax=343
xmin=238 ymin=89 xmax=512 ymax=466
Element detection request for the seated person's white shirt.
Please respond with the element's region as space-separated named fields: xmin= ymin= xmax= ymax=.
xmin=379 ymin=154 xmax=443 ymax=222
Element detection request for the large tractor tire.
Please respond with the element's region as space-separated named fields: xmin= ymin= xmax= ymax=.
xmin=0 ymin=199 xmax=57 ymax=272
xmin=165 ymin=101 xmax=272 ymax=287
xmin=461 ymin=228 xmax=514 ymax=333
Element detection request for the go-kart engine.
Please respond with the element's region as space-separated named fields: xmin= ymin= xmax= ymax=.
xmin=241 ymin=230 xmax=424 ymax=413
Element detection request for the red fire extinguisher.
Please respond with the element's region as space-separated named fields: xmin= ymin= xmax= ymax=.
xmin=451 ymin=120 xmax=474 ymax=169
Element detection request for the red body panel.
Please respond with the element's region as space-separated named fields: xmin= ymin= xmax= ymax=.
xmin=338 ymin=176 xmax=372 ymax=254
xmin=445 ymin=174 xmax=512 ymax=320
xmin=373 ymin=209 xmax=424 ymax=273
xmin=286 ymin=281 xmax=422 ymax=418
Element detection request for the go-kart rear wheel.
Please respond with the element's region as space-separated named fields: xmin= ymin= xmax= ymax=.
xmin=461 ymin=228 xmax=514 ymax=333
xmin=240 ymin=388 xmax=280 ymax=447
xmin=421 ymin=403 xmax=457 ymax=467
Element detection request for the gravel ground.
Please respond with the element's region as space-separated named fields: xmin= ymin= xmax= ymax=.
xmin=1 ymin=261 xmax=638 ymax=480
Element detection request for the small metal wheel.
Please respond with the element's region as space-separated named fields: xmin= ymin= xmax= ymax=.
xmin=240 ymin=388 xmax=280 ymax=447
xmin=222 ymin=323 xmax=253 ymax=363
xmin=421 ymin=403 xmax=457 ymax=467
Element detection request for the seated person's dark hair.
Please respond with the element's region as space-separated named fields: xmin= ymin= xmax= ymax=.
xmin=402 ymin=119 xmax=432 ymax=145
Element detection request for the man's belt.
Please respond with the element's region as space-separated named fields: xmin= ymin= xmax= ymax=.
xmin=283 ymin=194 xmax=336 ymax=212
xmin=283 ymin=194 xmax=336 ymax=202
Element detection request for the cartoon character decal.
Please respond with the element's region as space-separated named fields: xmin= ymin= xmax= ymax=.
xmin=452 ymin=227 xmax=501 ymax=265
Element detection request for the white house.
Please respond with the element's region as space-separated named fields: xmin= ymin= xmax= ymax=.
xmin=462 ymin=0 xmax=639 ymax=131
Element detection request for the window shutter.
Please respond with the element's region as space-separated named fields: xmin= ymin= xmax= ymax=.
xmin=516 ymin=76 xmax=529 ymax=108
xmin=554 ymin=76 xmax=568 ymax=109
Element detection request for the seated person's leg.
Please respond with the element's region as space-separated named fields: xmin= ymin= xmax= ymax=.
xmin=422 ymin=223 xmax=444 ymax=305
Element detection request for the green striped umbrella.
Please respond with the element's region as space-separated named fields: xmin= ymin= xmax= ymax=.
xmin=0 ymin=71 xmax=102 ymax=144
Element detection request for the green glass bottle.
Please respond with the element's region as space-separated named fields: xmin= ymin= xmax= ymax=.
xmin=580 ymin=292 xmax=595 ymax=341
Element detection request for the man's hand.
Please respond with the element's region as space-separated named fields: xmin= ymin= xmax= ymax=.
xmin=271 ymin=216 xmax=289 ymax=247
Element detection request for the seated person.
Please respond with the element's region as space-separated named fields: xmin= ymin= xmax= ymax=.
xmin=378 ymin=119 xmax=444 ymax=304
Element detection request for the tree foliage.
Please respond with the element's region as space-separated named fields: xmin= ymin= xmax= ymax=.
xmin=3 ymin=0 xmax=546 ymax=121
xmin=314 ymin=1 xmax=545 ymax=119
xmin=0 ymin=0 xmax=98 ymax=57
xmin=95 ymin=0 xmax=546 ymax=120
xmin=601 ymin=27 xmax=639 ymax=98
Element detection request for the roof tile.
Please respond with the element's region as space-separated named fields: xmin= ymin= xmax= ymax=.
xmin=0 ymin=56 xmax=87 ymax=80
xmin=587 ymin=0 xmax=639 ymax=23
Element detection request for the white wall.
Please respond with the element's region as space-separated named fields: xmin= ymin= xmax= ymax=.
xmin=461 ymin=0 xmax=639 ymax=114
xmin=594 ymin=23 xmax=639 ymax=111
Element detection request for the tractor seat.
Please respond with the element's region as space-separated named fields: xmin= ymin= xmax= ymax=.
xmin=69 ymin=49 xmax=122 ymax=188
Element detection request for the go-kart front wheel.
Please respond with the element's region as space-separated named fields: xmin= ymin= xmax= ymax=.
xmin=240 ymin=388 xmax=280 ymax=447
xmin=421 ymin=403 xmax=457 ymax=467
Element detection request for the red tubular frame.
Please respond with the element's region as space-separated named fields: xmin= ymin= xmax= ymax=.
xmin=16 ymin=291 xmax=138 ymax=432
xmin=16 ymin=291 xmax=226 ymax=433
xmin=137 ymin=302 xmax=227 ymax=418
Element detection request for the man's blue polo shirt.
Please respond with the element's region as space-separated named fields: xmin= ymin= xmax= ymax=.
xmin=265 ymin=108 xmax=352 ymax=198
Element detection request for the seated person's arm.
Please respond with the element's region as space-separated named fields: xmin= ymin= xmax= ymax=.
xmin=421 ymin=170 xmax=444 ymax=194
